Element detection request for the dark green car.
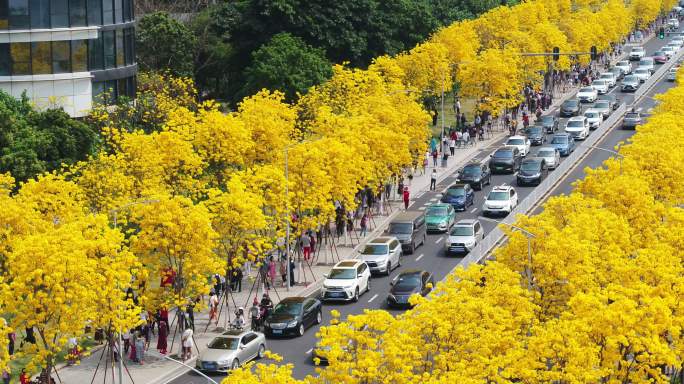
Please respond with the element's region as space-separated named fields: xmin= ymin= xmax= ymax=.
xmin=425 ymin=203 xmax=456 ymax=233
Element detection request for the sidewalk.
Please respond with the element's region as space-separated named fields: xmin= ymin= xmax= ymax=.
xmin=54 ymin=50 xmax=605 ymax=384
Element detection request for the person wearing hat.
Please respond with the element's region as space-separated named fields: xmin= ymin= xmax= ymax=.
xmin=402 ymin=186 xmax=410 ymax=210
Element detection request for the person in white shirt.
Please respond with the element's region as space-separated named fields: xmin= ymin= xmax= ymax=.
xmin=430 ymin=169 xmax=438 ymax=191
xmin=181 ymin=328 xmax=193 ymax=361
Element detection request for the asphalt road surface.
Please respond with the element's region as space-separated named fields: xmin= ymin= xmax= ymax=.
xmin=169 ymin=29 xmax=679 ymax=384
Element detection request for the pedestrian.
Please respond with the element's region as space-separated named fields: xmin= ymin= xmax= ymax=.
xmin=460 ymin=113 xmax=467 ymax=128
xmin=213 ymin=274 xmax=222 ymax=297
xmin=122 ymin=328 xmax=130 ymax=354
xmin=432 ymin=149 xmax=438 ymax=167
xmin=397 ymin=178 xmax=404 ymax=200
xmin=135 ymin=333 xmax=145 ymax=364
xmin=462 ymin=130 xmax=470 ymax=146
xmin=280 ymin=258 xmax=287 ymax=286
xmin=259 ymin=260 xmax=270 ymax=289
xmin=456 ymin=98 xmax=461 ymax=116
xmin=231 ymin=267 xmax=243 ymax=292
xmin=422 ymin=151 xmax=429 ymax=174
xmin=430 ymin=169 xmax=438 ymax=191
xmin=8 ymin=329 xmax=15 ymax=356
xmin=360 ymin=213 xmax=368 ymax=237
xmin=449 ymin=138 xmax=456 ymax=155
xmin=157 ymin=320 xmax=168 ymax=355
xmin=186 ymin=301 xmax=196 ymax=332
xmin=268 ymin=256 xmax=276 ymax=287
xmin=209 ymin=290 xmax=219 ymax=325
xmin=301 ymin=232 xmax=312 ymax=261
xmin=289 ymin=258 xmax=296 ymax=285
xmin=19 ymin=369 xmax=29 ymax=384
xmin=181 ymin=327 xmax=193 ymax=361
xmin=250 ymin=297 xmax=261 ymax=330
xmin=402 ymin=186 xmax=410 ymax=210
xmin=128 ymin=332 xmax=137 ymax=361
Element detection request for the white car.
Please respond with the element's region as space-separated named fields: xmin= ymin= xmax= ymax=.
xmin=583 ymin=109 xmax=602 ymax=130
xmin=482 ymin=185 xmax=518 ymax=217
xmin=669 ymin=18 xmax=680 ymax=29
xmin=577 ymin=86 xmax=598 ymax=103
xmin=505 ymin=135 xmax=531 ymax=157
xmin=638 ymin=58 xmax=655 ymax=74
xmin=598 ymin=72 xmax=616 ymax=87
xmin=196 ymin=330 xmax=266 ymax=372
xmin=445 ymin=219 xmax=484 ymax=255
xmin=322 ymin=260 xmax=371 ymax=302
xmin=535 ymin=146 xmax=561 ymax=170
xmin=633 ymin=67 xmax=651 ymax=82
xmin=592 ymin=100 xmax=612 ymax=119
xmin=564 ymin=116 xmax=590 ymax=140
xmin=667 ymin=67 xmax=678 ymax=82
xmin=615 ymin=60 xmax=632 ymax=75
xmin=671 ymin=36 xmax=684 ymax=47
xmin=621 ymin=75 xmax=640 ymax=91
xmin=358 ymin=237 xmax=402 ymax=275
xmin=662 ymin=46 xmax=676 ymax=58
xmin=629 ymin=46 xmax=645 ymax=60
xmin=591 ymin=79 xmax=610 ymax=94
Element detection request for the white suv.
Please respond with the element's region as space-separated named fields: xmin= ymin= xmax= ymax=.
xmin=445 ymin=219 xmax=484 ymax=255
xmin=565 ymin=116 xmax=590 ymax=140
xmin=322 ymin=260 xmax=371 ymax=302
xmin=359 ymin=237 xmax=402 ymax=275
xmin=629 ymin=46 xmax=645 ymax=61
xmin=615 ymin=60 xmax=632 ymax=75
xmin=482 ymin=185 xmax=518 ymax=217
xmin=598 ymin=72 xmax=616 ymax=87
xmin=505 ymin=135 xmax=531 ymax=157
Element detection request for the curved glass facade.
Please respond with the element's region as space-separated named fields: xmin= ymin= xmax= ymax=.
xmin=0 ymin=0 xmax=136 ymax=110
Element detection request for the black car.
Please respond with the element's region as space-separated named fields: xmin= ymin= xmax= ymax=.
xmin=456 ymin=162 xmax=491 ymax=190
xmin=536 ymin=115 xmax=559 ymax=133
xmin=598 ymin=94 xmax=620 ymax=110
xmin=560 ymin=99 xmax=581 ymax=117
xmin=524 ymin=126 xmax=546 ymax=145
xmin=489 ymin=147 xmax=522 ymax=174
xmin=516 ymin=158 xmax=548 ymax=186
xmin=263 ymin=297 xmax=322 ymax=337
xmin=387 ymin=270 xmax=435 ymax=308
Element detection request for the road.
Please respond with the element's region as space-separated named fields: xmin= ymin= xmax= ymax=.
xmin=169 ymin=29 xmax=679 ymax=383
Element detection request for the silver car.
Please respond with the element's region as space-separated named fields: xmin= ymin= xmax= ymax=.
xmin=196 ymin=330 xmax=266 ymax=372
xmin=535 ymin=146 xmax=561 ymax=170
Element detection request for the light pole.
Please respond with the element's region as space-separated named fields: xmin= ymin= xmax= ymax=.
xmin=579 ymin=144 xmax=625 ymax=174
xmin=109 ymin=199 xmax=159 ymax=384
xmin=484 ymin=220 xmax=537 ymax=289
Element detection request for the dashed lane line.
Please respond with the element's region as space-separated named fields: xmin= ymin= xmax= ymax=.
xmin=416 ymin=253 xmax=424 ymax=261
xmin=368 ymin=294 xmax=378 ymax=303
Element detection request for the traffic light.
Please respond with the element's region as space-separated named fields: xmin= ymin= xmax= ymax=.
xmin=590 ymin=46 xmax=597 ymax=61
xmin=552 ymin=46 xmax=560 ymax=61
xmin=659 ymin=27 xmax=666 ymax=39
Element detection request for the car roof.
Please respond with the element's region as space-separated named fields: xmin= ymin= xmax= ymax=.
xmin=495 ymin=146 xmax=515 ymax=152
xmin=279 ymin=296 xmax=307 ymax=304
xmin=396 ymin=269 xmax=427 ymax=277
xmin=507 ymin=135 xmax=526 ymax=140
xmin=491 ymin=184 xmax=513 ymax=191
xmin=334 ymin=260 xmax=362 ymax=268
xmin=428 ymin=203 xmax=451 ymax=209
xmin=448 ymin=182 xmax=469 ymax=188
xmin=584 ymin=108 xmax=601 ymax=113
xmin=554 ymin=132 xmax=571 ymax=137
xmin=568 ymin=116 xmax=585 ymax=121
xmin=221 ymin=329 xmax=252 ymax=337
xmin=367 ymin=237 xmax=394 ymax=244
xmin=454 ymin=219 xmax=478 ymax=226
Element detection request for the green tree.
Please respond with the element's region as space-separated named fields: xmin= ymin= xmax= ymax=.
xmin=136 ymin=12 xmax=197 ymax=76
xmin=241 ymin=33 xmax=332 ymax=101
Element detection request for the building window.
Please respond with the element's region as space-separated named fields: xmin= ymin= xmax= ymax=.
xmin=113 ymin=0 xmax=121 ymax=23
xmin=124 ymin=27 xmax=133 ymax=65
xmin=69 ymin=0 xmax=86 ymax=27
xmin=123 ymin=0 xmax=131 ymax=21
xmin=0 ymin=0 xmax=8 ymax=29
xmin=10 ymin=42 xmax=30 ymax=75
xmin=102 ymin=0 xmax=113 ymax=24
xmin=29 ymin=0 xmax=49 ymax=28
xmin=8 ymin=0 xmax=29 ymax=29
xmin=87 ymin=0 xmax=101 ymax=25
xmin=105 ymin=79 xmax=117 ymax=99
xmin=88 ymin=33 xmax=102 ymax=70
xmin=31 ymin=41 xmax=51 ymax=74
xmin=126 ymin=75 xmax=135 ymax=97
xmin=50 ymin=0 xmax=68 ymax=28
xmin=0 ymin=43 xmax=9 ymax=75
xmin=103 ymin=30 xmax=115 ymax=69
xmin=115 ymin=28 xmax=123 ymax=66
xmin=92 ymin=80 xmax=105 ymax=103
xmin=71 ymin=39 xmax=87 ymax=71
xmin=52 ymin=40 xmax=70 ymax=73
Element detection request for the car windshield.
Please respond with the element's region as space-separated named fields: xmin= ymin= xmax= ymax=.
xmin=328 ymin=268 xmax=357 ymax=279
xmin=521 ymin=161 xmax=541 ymax=171
xmin=617 ymin=61 xmax=629 ymax=66
xmin=654 ymin=51 xmax=665 ymax=56
xmin=389 ymin=223 xmax=412 ymax=234
xmin=525 ymin=127 xmax=542 ymax=135
xmin=427 ymin=206 xmax=448 ymax=216
xmin=537 ymin=149 xmax=555 ymax=157
xmin=585 ymin=112 xmax=600 ymax=118
xmin=632 ymin=48 xmax=644 ymax=52
xmin=599 ymin=74 xmax=612 ymax=79
xmin=625 ymin=113 xmax=640 ymax=119
xmin=624 ymin=75 xmax=638 ymax=82
xmin=541 ymin=116 xmax=554 ymax=123
xmin=447 ymin=187 xmax=466 ymax=196
xmin=635 ymin=69 xmax=649 ymax=74
xmin=593 ymin=80 xmax=606 ymax=85
xmin=461 ymin=165 xmax=481 ymax=175
xmin=563 ymin=100 xmax=579 ymax=107
xmin=273 ymin=301 xmax=303 ymax=315
xmin=488 ymin=191 xmax=509 ymax=201
xmin=579 ymin=87 xmax=594 ymax=92
xmin=208 ymin=337 xmax=239 ymax=350
xmin=552 ymin=136 xmax=568 ymax=144
xmin=595 ymin=101 xmax=609 ymax=109
xmin=493 ymin=150 xmax=513 ymax=158
xmin=507 ymin=138 xmax=525 ymax=145
xmin=567 ymin=120 xmax=584 ymax=128
xmin=450 ymin=226 xmax=474 ymax=236
xmin=361 ymin=244 xmax=388 ymax=255
xmin=394 ymin=275 xmax=421 ymax=290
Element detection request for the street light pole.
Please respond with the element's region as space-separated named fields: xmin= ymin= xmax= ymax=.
xmin=495 ymin=222 xmax=537 ymax=289
xmin=284 ymin=147 xmax=291 ymax=291
xmin=579 ymin=144 xmax=625 ymax=174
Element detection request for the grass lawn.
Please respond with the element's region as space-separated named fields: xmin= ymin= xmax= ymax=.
xmin=429 ymin=95 xmax=478 ymax=138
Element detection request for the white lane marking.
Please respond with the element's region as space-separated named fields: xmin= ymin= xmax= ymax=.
xmin=435 ymin=237 xmax=444 ymax=244
xmin=368 ymin=294 xmax=378 ymax=303
xmin=636 ymin=107 xmax=642 ymax=112
xmin=470 ymin=207 xmax=478 ymax=213
xmin=418 ymin=206 xmax=426 ymax=211
xmin=429 ymin=198 xmax=438 ymax=202
xmin=416 ymin=253 xmax=424 ymax=261
xmin=306 ymin=348 xmax=313 ymax=354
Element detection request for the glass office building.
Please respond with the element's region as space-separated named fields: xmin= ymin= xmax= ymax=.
xmin=0 ymin=0 xmax=136 ymax=116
